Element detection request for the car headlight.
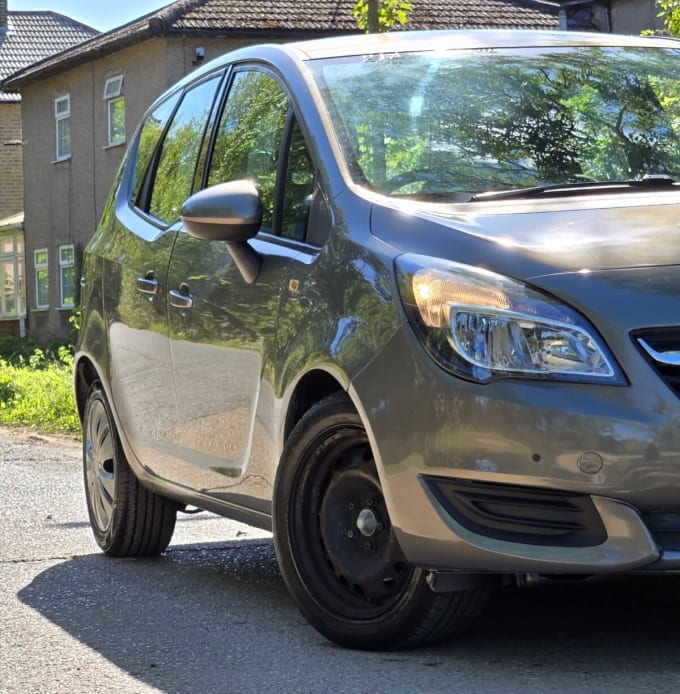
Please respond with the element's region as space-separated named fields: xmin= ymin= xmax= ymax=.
xmin=395 ymin=254 xmax=625 ymax=384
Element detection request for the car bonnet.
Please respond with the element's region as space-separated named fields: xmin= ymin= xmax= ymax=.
xmin=369 ymin=191 xmax=680 ymax=279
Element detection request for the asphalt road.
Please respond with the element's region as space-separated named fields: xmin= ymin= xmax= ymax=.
xmin=3 ymin=426 xmax=680 ymax=694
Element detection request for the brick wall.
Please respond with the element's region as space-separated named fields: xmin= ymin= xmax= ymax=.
xmin=0 ymin=102 xmax=24 ymax=219
xmin=0 ymin=319 xmax=20 ymax=337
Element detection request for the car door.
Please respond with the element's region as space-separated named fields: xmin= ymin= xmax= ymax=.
xmin=164 ymin=67 xmax=325 ymax=508
xmin=108 ymin=71 xmax=225 ymax=472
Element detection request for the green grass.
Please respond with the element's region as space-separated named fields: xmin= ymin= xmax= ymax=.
xmin=0 ymin=340 xmax=79 ymax=435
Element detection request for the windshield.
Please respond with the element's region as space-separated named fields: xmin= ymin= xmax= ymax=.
xmin=309 ymin=45 xmax=680 ymax=200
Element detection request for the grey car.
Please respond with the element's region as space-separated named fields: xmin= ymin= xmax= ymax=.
xmin=75 ymin=29 xmax=680 ymax=650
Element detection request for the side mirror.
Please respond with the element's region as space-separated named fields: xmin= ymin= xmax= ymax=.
xmin=181 ymin=180 xmax=263 ymax=283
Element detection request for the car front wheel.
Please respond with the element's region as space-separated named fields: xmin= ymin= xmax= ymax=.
xmin=82 ymin=382 xmax=177 ymax=557
xmin=273 ymin=393 xmax=489 ymax=650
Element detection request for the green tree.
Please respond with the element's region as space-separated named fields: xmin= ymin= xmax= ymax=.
xmin=353 ymin=0 xmax=412 ymax=33
xmin=644 ymin=1 xmax=680 ymax=35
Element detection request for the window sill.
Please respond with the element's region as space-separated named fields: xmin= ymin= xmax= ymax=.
xmin=32 ymin=307 xmax=50 ymax=313
xmin=58 ymin=306 xmax=75 ymax=311
xmin=52 ymin=156 xmax=71 ymax=165
xmin=104 ymin=141 xmax=126 ymax=150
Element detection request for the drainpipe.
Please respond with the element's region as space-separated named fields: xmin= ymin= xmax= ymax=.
xmin=0 ymin=0 xmax=7 ymax=33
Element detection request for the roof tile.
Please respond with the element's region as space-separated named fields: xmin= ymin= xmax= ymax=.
xmin=3 ymin=0 xmax=559 ymax=89
xmin=0 ymin=11 xmax=99 ymax=100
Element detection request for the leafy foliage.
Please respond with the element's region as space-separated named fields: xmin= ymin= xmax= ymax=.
xmin=353 ymin=0 xmax=413 ymax=33
xmin=0 ymin=346 xmax=78 ymax=434
xmin=650 ymin=1 xmax=680 ymax=36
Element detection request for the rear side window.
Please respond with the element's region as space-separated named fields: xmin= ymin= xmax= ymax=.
xmin=131 ymin=92 xmax=181 ymax=205
xmin=147 ymin=74 xmax=222 ymax=224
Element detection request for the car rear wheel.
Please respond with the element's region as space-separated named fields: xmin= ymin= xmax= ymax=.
xmin=273 ymin=393 xmax=489 ymax=650
xmin=82 ymin=383 xmax=177 ymax=557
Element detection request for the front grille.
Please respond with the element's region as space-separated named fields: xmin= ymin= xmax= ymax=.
xmin=424 ymin=477 xmax=607 ymax=548
xmin=634 ymin=328 xmax=680 ymax=398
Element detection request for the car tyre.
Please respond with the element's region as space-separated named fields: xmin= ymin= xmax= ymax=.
xmin=82 ymin=383 xmax=177 ymax=557
xmin=273 ymin=392 xmax=489 ymax=650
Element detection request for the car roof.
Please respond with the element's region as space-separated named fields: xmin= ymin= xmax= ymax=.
xmin=282 ymin=29 xmax=680 ymax=60
xmin=157 ymin=28 xmax=680 ymax=103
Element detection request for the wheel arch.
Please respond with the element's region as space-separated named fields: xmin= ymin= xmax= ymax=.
xmin=73 ymin=355 xmax=103 ymax=423
xmin=283 ymin=368 xmax=349 ymax=443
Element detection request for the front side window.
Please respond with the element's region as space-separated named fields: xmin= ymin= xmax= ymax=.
xmin=105 ymin=75 xmax=125 ymax=146
xmin=208 ymin=70 xmax=289 ymax=233
xmin=55 ymin=95 xmax=71 ymax=160
xmin=59 ymin=244 xmax=75 ymax=308
xmin=0 ymin=233 xmax=25 ymax=318
xmin=148 ymin=74 xmax=222 ymax=224
xmin=311 ymin=46 xmax=680 ymax=199
xmin=34 ymin=248 xmax=49 ymax=309
xmin=281 ymin=119 xmax=315 ymax=241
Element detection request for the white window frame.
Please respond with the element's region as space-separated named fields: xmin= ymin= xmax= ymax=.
xmin=34 ymin=248 xmax=49 ymax=309
xmin=55 ymin=95 xmax=71 ymax=161
xmin=59 ymin=244 xmax=75 ymax=308
xmin=104 ymin=75 xmax=125 ymax=146
xmin=0 ymin=232 xmax=25 ymax=319
xmin=104 ymin=75 xmax=123 ymax=100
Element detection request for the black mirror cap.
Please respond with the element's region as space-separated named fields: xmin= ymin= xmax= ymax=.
xmin=180 ymin=179 xmax=263 ymax=243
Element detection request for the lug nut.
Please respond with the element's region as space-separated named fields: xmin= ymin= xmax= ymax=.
xmin=347 ymin=530 xmax=356 ymax=539
xmin=348 ymin=502 xmax=356 ymax=511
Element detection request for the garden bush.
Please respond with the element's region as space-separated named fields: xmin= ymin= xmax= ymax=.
xmin=0 ymin=341 xmax=79 ymax=434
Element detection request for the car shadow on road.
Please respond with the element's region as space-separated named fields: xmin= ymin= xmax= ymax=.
xmin=17 ymin=539 xmax=680 ymax=692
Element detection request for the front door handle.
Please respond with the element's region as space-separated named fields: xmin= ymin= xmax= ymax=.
xmin=169 ymin=283 xmax=193 ymax=309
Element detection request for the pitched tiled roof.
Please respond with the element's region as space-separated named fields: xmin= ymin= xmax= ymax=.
xmin=0 ymin=12 xmax=99 ymax=101
xmin=160 ymin=0 xmax=560 ymax=32
xmin=3 ymin=0 xmax=559 ymax=90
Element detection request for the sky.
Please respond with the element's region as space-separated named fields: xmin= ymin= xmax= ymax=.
xmin=9 ymin=1 xmax=172 ymax=32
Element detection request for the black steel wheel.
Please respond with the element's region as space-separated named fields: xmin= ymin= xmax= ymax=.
xmin=83 ymin=383 xmax=177 ymax=557
xmin=273 ymin=393 xmax=489 ymax=650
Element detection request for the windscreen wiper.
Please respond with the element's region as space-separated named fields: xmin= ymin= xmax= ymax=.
xmin=471 ymin=174 xmax=678 ymax=202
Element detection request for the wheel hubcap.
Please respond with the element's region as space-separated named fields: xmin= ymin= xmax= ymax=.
xmin=84 ymin=398 xmax=116 ymax=533
xmin=356 ymin=508 xmax=378 ymax=537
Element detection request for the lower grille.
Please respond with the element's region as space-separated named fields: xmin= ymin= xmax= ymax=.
xmin=644 ymin=512 xmax=680 ymax=551
xmin=424 ymin=476 xmax=607 ymax=548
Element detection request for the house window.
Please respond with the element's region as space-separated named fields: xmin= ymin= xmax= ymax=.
xmin=104 ymin=75 xmax=125 ymax=146
xmin=55 ymin=95 xmax=71 ymax=160
xmin=59 ymin=244 xmax=76 ymax=308
xmin=0 ymin=233 xmax=25 ymax=318
xmin=34 ymin=248 xmax=49 ymax=309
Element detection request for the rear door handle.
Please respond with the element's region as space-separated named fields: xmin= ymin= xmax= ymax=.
xmin=137 ymin=272 xmax=160 ymax=296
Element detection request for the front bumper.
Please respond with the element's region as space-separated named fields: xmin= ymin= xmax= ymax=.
xmin=349 ymin=323 xmax=680 ymax=574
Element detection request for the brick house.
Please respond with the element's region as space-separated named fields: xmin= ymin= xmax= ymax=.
xmin=0 ymin=2 xmax=97 ymax=337
xmin=560 ymin=0 xmax=665 ymax=32
xmin=4 ymin=0 xmax=560 ymax=340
